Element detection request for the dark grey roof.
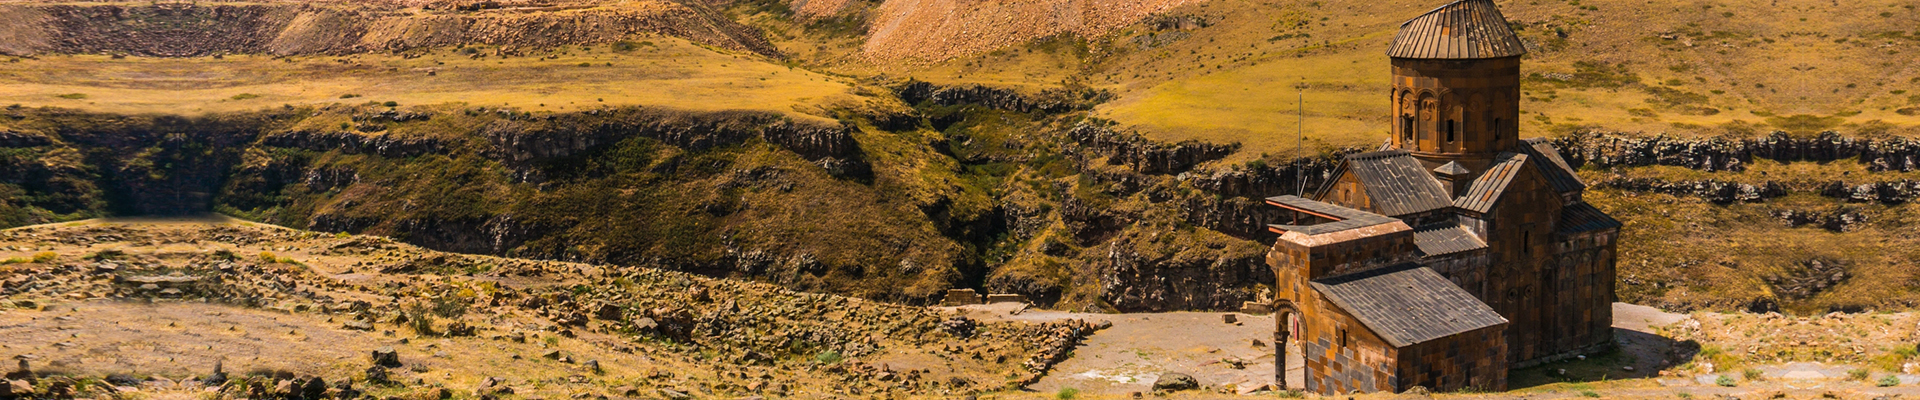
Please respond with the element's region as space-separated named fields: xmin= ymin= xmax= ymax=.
xmin=1518 ymin=138 xmax=1587 ymax=194
xmin=1387 ymin=0 xmax=1528 ymax=60
xmin=1454 ymin=152 xmax=1529 ymax=213
xmin=1557 ymin=202 xmax=1621 ymax=234
xmin=1310 ymin=263 xmax=1508 ymax=347
xmin=1340 ymin=150 xmax=1453 ymax=217
xmin=1413 ymin=224 xmax=1487 ymax=256
xmin=1266 ymin=195 xmax=1402 ymax=235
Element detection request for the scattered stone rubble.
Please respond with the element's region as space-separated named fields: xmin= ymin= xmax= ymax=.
xmin=0 ymin=221 xmax=1094 ymax=397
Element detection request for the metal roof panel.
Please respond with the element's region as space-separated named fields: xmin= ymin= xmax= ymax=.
xmin=1311 ymin=263 xmax=1509 ymax=347
xmin=1519 ymin=138 xmax=1587 ymax=194
xmin=1453 ymin=152 xmax=1528 ymax=213
xmin=1413 ymin=224 xmax=1488 ymax=256
xmin=1387 ymin=0 xmax=1528 ymax=59
xmin=1345 ymin=150 xmax=1453 ymax=216
xmin=1557 ymin=202 xmax=1621 ymax=234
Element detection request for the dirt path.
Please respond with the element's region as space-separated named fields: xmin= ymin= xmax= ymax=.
xmin=950 ymin=303 xmax=1277 ymax=394
xmin=955 ymin=302 xmax=1701 ymax=395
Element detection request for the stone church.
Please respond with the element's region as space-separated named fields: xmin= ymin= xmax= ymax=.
xmin=1264 ymin=0 xmax=1621 ymax=394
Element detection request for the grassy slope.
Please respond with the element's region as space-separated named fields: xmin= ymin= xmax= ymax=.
xmin=733 ymin=0 xmax=1920 ymax=313
xmin=5 ymin=0 xmax=1920 ymax=313
xmin=771 ymin=0 xmax=1920 ymax=160
xmin=0 ymin=38 xmax=862 ymax=118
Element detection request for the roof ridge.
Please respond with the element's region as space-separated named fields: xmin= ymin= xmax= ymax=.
xmin=1400 ymin=0 xmax=1482 ymax=28
xmin=1346 ymin=149 xmax=1412 ymax=160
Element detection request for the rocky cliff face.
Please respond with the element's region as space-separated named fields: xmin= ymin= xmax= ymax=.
xmin=480 ymin=108 xmax=860 ymax=179
xmin=1065 ymin=122 xmax=1237 ymax=175
xmin=0 ymin=111 xmax=288 ymax=217
xmin=1556 ymin=130 xmax=1920 ymax=173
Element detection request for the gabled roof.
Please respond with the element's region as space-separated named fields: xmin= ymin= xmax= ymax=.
xmin=1334 ymin=150 xmax=1453 ymax=217
xmin=1266 ymin=195 xmax=1402 ymax=235
xmin=1453 ymin=152 xmax=1529 ymax=213
xmin=1518 ymin=138 xmax=1587 ymax=194
xmin=1557 ymin=202 xmax=1622 ymax=234
xmin=1413 ymin=224 xmax=1487 ymax=256
xmin=1311 ymin=263 xmax=1508 ymax=347
xmin=1387 ymin=0 xmax=1528 ymax=60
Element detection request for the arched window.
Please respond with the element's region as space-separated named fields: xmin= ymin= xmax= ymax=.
xmin=1402 ymin=115 xmax=1414 ymax=143
xmin=1446 ymin=119 xmax=1457 ymax=143
xmin=1494 ymin=117 xmax=1505 ymax=146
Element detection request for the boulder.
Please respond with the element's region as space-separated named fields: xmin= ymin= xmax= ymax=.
xmin=274 ymin=380 xmax=296 ymax=398
xmin=594 ymin=303 xmax=623 ymax=320
xmin=940 ymin=317 xmax=977 ymax=338
xmin=364 ymin=366 xmax=391 ymax=384
xmin=300 ymin=377 xmax=327 ymax=400
xmin=444 ymin=322 xmax=475 ymax=337
xmin=1152 ymin=373 xmax=1198 ymax=392
xmin=5 ymin=380 xmax=32 ymax=397
xmin=476 ymin=377 xmax=513 ymax=396
xmin=372 ymin=347 xmax=402 ymax=368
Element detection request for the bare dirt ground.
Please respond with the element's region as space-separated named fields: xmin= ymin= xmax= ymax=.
xmin=0 ymin=217 xmax=1097 ymax=398
xmin=955 ymin=303 xmax=1280 ymax=395
xmin=6 ymin=218 xmax=1920 ymax=400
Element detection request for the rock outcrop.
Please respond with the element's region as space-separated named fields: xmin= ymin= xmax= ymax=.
xmin=1556 ymin=130 xmax=1920 ymax=173
xmin=1067 ymin=122 xmax=1236 ymax=175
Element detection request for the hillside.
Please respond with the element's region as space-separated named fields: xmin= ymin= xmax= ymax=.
xmin=0 ymin=0 xmax=774 ymax=57
xmin=0 ymin=218 xmax=1092 ymax=397
xmin=727 ymin=0 xmax=1920 ymax=314
xmin=759 ymin=0 xmax=1920 ymax=160
xmin=0 ymin=38 xmax=869 ymax=116
xmin=0 ymin=0 xmax=1919 ymax=316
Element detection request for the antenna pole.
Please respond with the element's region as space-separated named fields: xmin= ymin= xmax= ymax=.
xmin=1296 ymin=82 xmax=1306 ymax=197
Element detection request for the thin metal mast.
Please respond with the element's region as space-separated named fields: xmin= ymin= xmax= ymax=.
xmin=1295 ymin=82 xmax=1306 ymax=197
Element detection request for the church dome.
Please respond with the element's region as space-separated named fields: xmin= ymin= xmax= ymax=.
xmin=1387 ymin=0 xmax=1528 ymax=59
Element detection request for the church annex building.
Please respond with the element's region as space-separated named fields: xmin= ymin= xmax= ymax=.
xmin=1264 ymin=0 xmax=1622 ymax=394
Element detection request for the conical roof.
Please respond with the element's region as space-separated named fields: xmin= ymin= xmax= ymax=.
xmin=1387 ymin=0 xmax=1527 ymax=59
xmin=1432 ymin=161 xmax=1471 ymax=176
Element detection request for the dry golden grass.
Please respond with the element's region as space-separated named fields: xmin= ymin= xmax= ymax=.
xmin=0 ymin=37 xmax=863 ymax=119
xmin=1585 ymin=187 xmax=1920 ymax=314
xmin=792 ymin=0 xmax=1920 ymax=159
xmin=1088 ymin=0 xmax=1920 ymax=159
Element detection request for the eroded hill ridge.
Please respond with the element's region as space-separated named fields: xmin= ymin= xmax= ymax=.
xmin=0 ymin=0 xmax=776 ymax=57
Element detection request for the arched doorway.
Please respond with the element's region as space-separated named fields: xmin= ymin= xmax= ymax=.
xmin=1273 ymin=300 xmax=1306 ymax=391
